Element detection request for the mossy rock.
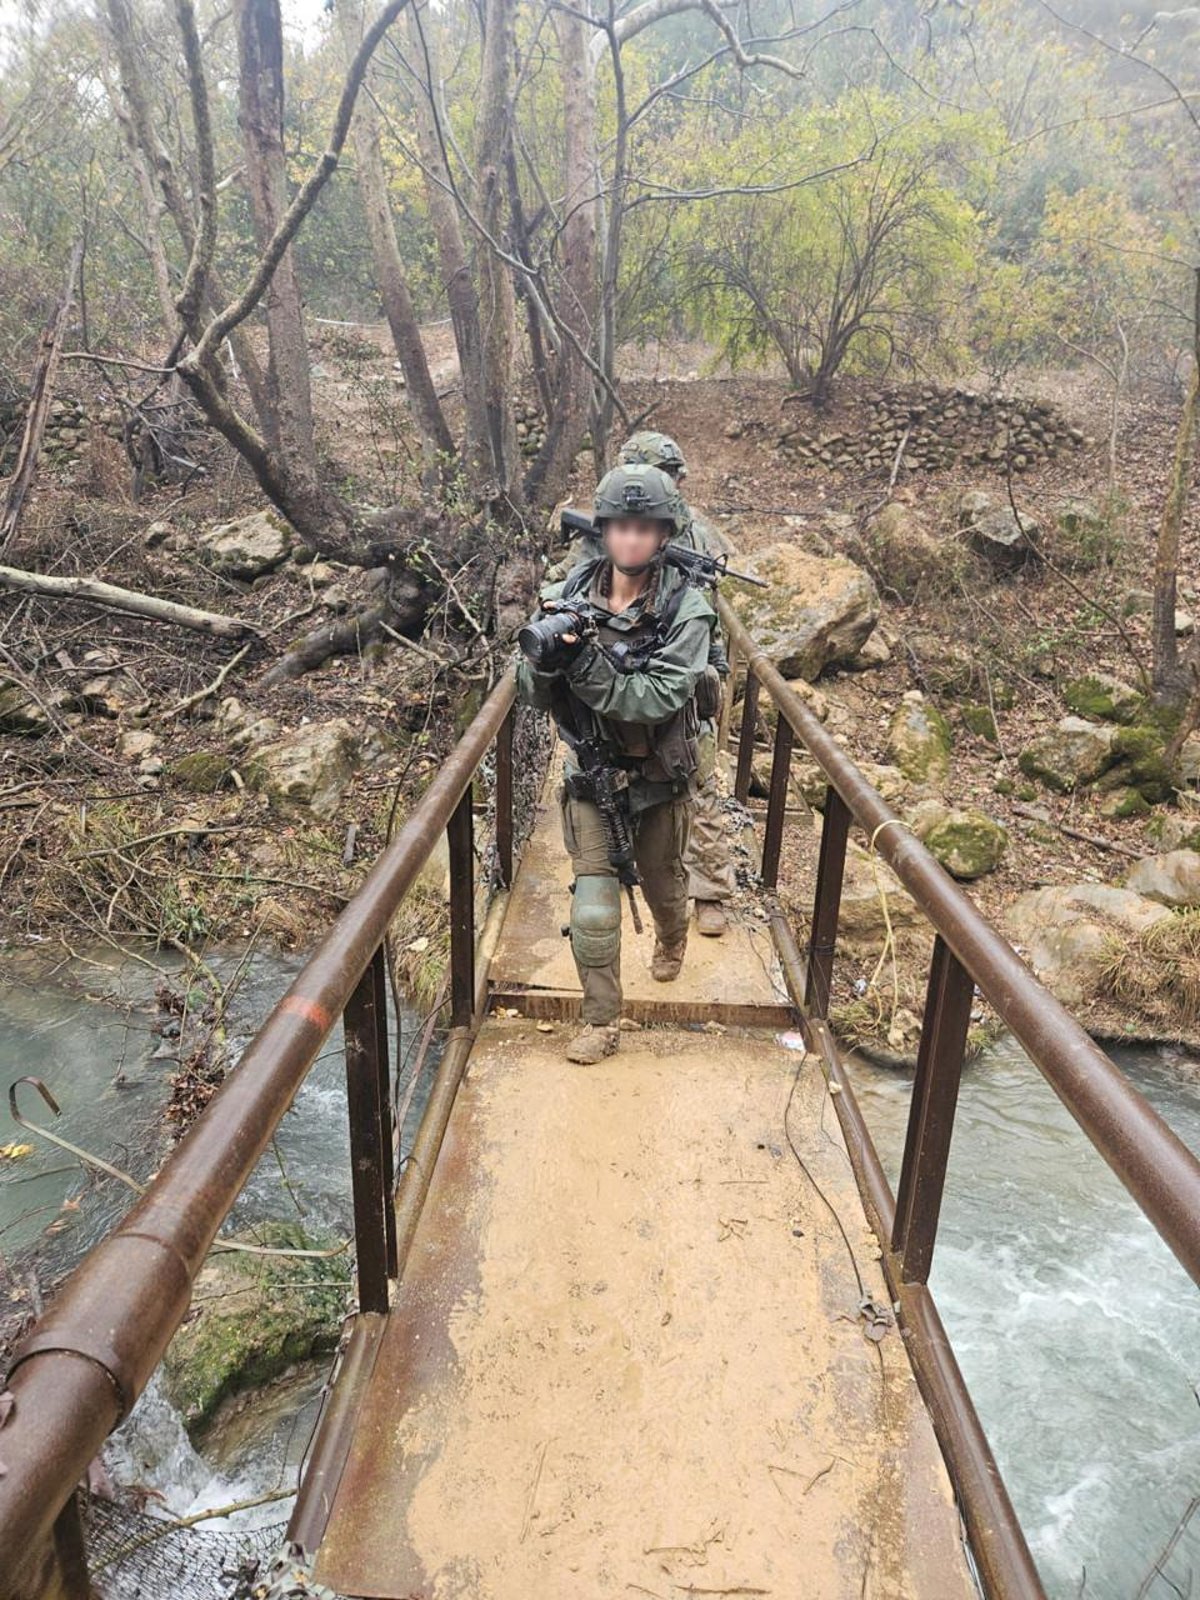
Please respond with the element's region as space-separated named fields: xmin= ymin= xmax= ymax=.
xmin=913 ymin=802 xmax=1008 ymax=879
xmin=961 ymin=702 xmax=998 ymax=743
xmin=1063 ymin=671 xmax=1143 ymax=725
xmin=1102 ymin=719 xmax=1179 ymax=804
xmin=886 ymin=695 xmax=952 ymax=788
xmin=168 ymin=750 xmax=233 ymax=793
xmin=1017 ymin=717 xmax=1117 ymax=793
xmin=162 ymin=1223 xmax=347 ymax=1436
xmin=1098 ymin=786 xmax=1151 ymax=819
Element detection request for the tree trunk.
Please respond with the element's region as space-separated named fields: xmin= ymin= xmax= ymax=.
xmin=234 ymin=0 xmax=316 ymax=467
xmin=475 ymin=0 xmax=522 ymax=513
xmin=0 ymin=564 xmax=260 ymax=638
xmin=525 ymin=5 xmax=599 ymax=510
xmin=406 ymin=0 xmax=493 ymax=496
xmin=1152 ymin=266 xmax=1200 ymax=706
xmin=337 ymin=0 xmax=454 ymax=483
xmin=103 ymin=0 xmax=272 ymax=433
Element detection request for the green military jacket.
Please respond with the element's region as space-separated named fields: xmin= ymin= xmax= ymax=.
xmin=516 ymin=560 xmax=716 ymax=809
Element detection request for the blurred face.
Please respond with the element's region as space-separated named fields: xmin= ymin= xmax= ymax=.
xmin=605 ymin=516 xmax=667 ymax=575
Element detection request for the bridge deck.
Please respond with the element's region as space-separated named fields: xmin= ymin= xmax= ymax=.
xmin=314 ymin=1020 xmax=976 ymax=1599
xmin=488 ymin=771 xmax=795 ymax=1027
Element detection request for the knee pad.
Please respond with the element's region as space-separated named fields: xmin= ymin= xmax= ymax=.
xmin=571 ymin=875 xmax=622 ymax=969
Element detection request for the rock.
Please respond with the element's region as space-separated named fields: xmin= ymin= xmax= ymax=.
xmin=1003 ymin=884 xmax=1170 ymax=1005
xmin=118 ymin=728 xmax=158 ymax=761
xmin=1098 ymin=786 xmax=1151 ymax=819
xmin=846 ymin=630 xmax=892 ymax=670
xmin=161 ymin=1226 xmax=345 ymax=1433
xmin=1124 ymin=850 xmax=1200 ymax=908
xmin=1062 ymin=671 xmax=1143 ymax=724
xmin=1176 ymin=610 xmax=1196 ymax=637
xmin=200 ymin=508 xmax=292 ymax=580
xmin=168 ymin=750 xmax=233 ymax=793
xmin=144 ymin=520 xmax=172 ymax=548
xmin=886 ymin=693 xmax=952 ymax=788
xmin=1102 ymin=721 xmax=1178 ymax=804
xmin=836 ymin=849 xmax=924 ymax=949
xmin=961 ymin=702 xmax=998 ymax=743
xmin=911 ymin=800 xmax=1008 ymax=879
xmin=862 ymin=502 xmax=943 ymax=600
xmin=731 ymin=544 xmax=880 ymax=680
xmin=1122 ymin=589 xmax=1154 ymax=617
xmin=246 ymin=719 xmax=359 ymax=821
xmin=0 ymin=680 xmax=51 ymax=735
xmin=957 ymin=489 xmax=1040 ymax=562
xmin=1176 ymin=734 xmax=1200 ymax=789
xmin=1017 ymin=717 xmax=1117 ymax=792
xmin=1056 ymin=496 xmax=1105 ymax=538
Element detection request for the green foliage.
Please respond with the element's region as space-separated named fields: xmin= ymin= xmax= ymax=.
xmin=671 ymin=93 xmax=996 ymax=397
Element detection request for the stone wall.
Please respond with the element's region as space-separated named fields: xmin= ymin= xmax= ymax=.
xmin=0 ymin=395 xmax=124 ymax=472
xmin=778 ymin=385 xmax=1090 ymax=474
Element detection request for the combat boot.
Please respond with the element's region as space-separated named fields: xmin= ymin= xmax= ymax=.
xmin=651 ymin=934 xmax=687 ymax=982
xmin=565 ymin=1023 xmax=620 ymax=1065
xmin=695 ymin=899 xmax=728 ymax=937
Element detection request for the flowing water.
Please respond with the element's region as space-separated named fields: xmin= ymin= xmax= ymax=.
xmin=3 ymin=947 xmax=1199 ymax=1595
xmin=847 ymin=1035 xmax=1200 ymax=1600
xmin=0 ymin=942 xmax=438 ymax=1553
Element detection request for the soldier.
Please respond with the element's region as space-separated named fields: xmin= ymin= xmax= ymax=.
xmin=619 ymin=432 xmax=737 ymax=937
xmin=516 ymin=464 xmax=718 ymax=1065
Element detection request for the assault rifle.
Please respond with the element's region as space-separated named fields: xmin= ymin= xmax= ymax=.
xmin=559 ymin=508 xmax=767 ymax=590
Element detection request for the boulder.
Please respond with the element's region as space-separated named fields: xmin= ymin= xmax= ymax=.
xmin=731 ymin=543 xmax=880 ymax=680
xmin=886 ymin=692 xmax=952 ymax=788
xmin=1124 ymin=850 xmax=1200 ymax=908
xmin=862 ymin=502 xmax=943 ymax=600
xmin=246 ymin=718 xmax=359 ymax=821
xmin=1062 ymin=671 xmax=1142 ymax=725
xmin=1017 ymin=716 xmax=1117 ymax=792
xmin=1004 ymin=883 xmax=1170 ymax=1005
xmin=957 ymin=489 xmax=1040 ymax=562
xmin=200 ymin=508 xmax=292 ymax=580
xmin=118 ymin=728 xmax=158 ymax=761
xmin=911 ymin=800 xmax=1008 ymax=879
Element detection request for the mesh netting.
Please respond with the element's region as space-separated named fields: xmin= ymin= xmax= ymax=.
xmin=85 ymin=1501 xmax=339 ymax=1600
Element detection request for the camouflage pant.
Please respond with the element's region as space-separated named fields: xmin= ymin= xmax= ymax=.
xmin=685 ymin=729 xmax=736 ymax=902
xmin=560 ymin=786 xmax=691 ymax=1024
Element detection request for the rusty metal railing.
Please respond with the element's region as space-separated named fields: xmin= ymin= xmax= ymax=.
xmin=0 ymin=673 xmax=517 ymax=1600
xmin=719 ymin=593 xmax=1200 ymax=1600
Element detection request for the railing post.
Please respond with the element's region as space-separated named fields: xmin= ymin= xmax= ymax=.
xmin=733 ymin=670 xmax=760 ymax=804
xmin=805 ymin=788 xmax=850 ymax=1017
xmin=761 ymin=714 xmax=794 ymax=890
xmin=448 ymin=787 xmax=475 ymax=1029
xmin=344 ymin=955 xmax=390 ymax=1315
xmin=370 ymin=943 xmax=398 ymax=1275
xmin=495 ymin=707 xmax=514 ymax=889
xmin=891 ymin=933 xmax=975 ymax=1284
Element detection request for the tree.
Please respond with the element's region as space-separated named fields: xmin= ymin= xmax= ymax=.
xmin=681 ymin=96 xmax=989 ymax=404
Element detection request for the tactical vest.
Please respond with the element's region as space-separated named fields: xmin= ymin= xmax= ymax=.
xmin=560 ymin=559 xmax=710 ymax=791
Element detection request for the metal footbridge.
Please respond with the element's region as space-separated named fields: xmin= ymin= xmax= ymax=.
xmin=3 ymin=596 xmax=1200 ymax=1600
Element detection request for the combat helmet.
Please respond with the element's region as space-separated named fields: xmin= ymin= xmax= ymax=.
xmin=617 ymin=430 xmax=688 ymax=479
xmin=592 ymin=463 xmax=683 ymax=534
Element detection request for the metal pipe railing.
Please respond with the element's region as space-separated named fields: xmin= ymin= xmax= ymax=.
xmin=0 ymin=672 xmax=517 ymax=1599
xmin=719 ymin=593 xmax=1200 ymax=1294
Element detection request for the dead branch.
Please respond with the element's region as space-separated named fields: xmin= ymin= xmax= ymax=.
xmin=1011 ymin=803 xmax=1143 ymax=859
xmin=0 ymin=565 xmax=260 ymax=640
xmin=0 ymin=235 xmax=85 ymax=557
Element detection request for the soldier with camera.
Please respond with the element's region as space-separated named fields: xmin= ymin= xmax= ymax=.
xmin=516 ymin=464 xmax=719 ymax=1065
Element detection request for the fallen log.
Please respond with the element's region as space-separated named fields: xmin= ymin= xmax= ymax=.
xmin=0 ymin=563 xmax=260 ymax=639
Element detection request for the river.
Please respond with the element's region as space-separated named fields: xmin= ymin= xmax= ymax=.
xmin=2 ymin=949 xmax=1198 ymax=1596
